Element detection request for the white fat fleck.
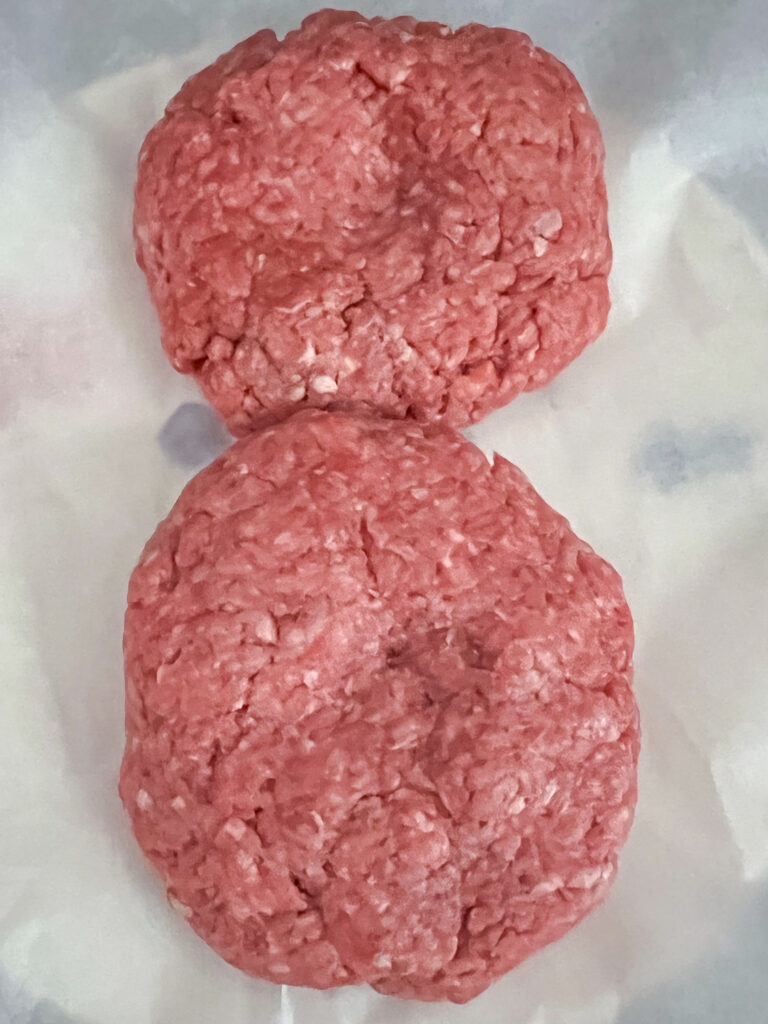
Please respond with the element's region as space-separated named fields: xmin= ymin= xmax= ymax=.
xmin=470 ymin=122 xmax=483 ymax=137
xmin=170 ymin=796 xmax=186 ymax=812
xmin=255 ymin=611 xmax=278 ymax=645
xmin=533 ymin=237 xmax=548 ymax=257
xmin=392 ymin=735 xmax=416 ymax=751
xmin=411 ymin=488 xmax=429 ymax=500
xmin=256 ymin=253 xmax=266 ymax=270
xmin=272 ymin=963 xmax=291 ymax=975
xmin=373 ymin=953 xmax=393 ymax=969
xmin=534 ymin=209 xmax=563 ymax=238
xmin=571 ymin=865 xmax=604 ymax=889
xmin=541 ymin=782 xmax=558 ymax=806
xmin=531 ymin=875 xmax=563 ymax=897
xmin=224 ymin=818 xmax=247 ymax=840
xmin=311 ymin=375 xmax=338 ymax=394
xmin=310 ymin=811 xmax=325 ymax=830
xmin=168 ymin=895 xmax=192 ymax=919
xmin=343 ymin=356 xmax=359 ymax=372
xmin=509 ymin=795 xmax=527 ymax=814
xmin=517 ymin=323 xmax=538 ymax=351
xmin=236 ymin=850 xmax=255 ymax=871
xmin=277 ymin=298 xmax=312 ymax=314
xmin=391 ymin=68 xmax=410 ymax=86
xmin=298 ymin=340 xmax=317 ymax=364
xmin=303 ymin=669 xmax=319 ymax=686
xmin=136 ymin=789 xmax=153 ymax=811
xmin=448 ymin=529 xmax=465 ymax=543
xmin=577 ymin=102 xmax=586 ymax=113
xmin=285 ymin=627 xmax=306 ymax=646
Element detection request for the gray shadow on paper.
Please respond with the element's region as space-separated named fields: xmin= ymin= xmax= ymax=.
xmin=157 ymin=402 xmax=231 ymax=469
xmin=636 ymin=422 xmax=754 ymax=491
xmin=617 ymin=882 xmax=768 ymax=1024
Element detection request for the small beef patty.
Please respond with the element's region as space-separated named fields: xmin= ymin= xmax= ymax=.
xmin=120 ymin=410 xmax=638 ymax=1002
xmin=134 ymin=10 xmax=611 ymax=435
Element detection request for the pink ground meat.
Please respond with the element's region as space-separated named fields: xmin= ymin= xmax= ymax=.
xmin=120 ymin=410 xmax=638 ymax=1002
xmin=134 ymin=10 xmax=611 ymax=435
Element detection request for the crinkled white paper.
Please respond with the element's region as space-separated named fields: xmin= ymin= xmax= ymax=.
xmin=1 ymin=2 xmax=767 ymax=1022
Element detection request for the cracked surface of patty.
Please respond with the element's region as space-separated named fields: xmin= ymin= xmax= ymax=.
xmin=120 ymin=410 xmax=639 ymax=1002
xmin=134 ymin=10 xmax=612 ymax=434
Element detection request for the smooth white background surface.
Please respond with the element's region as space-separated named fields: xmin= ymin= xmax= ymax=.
xmin=1 ymin=2 xmax=767 ymax=1022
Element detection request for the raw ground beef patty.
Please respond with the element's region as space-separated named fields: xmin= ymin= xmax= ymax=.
xmin=134 ymin=10 xmax=612 ymax=435
xmin=120 ymin=410 xmax=638 ymax=1002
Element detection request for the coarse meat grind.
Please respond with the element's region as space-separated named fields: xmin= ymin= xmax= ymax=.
xmin=134 ymin=10 xmax=612 ymax=435
xmin=120 ymin=410 xmax=639 ymax=1002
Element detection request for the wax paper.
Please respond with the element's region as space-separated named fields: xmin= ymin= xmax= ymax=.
xmin=1 ymin=1 xmax=767 ymax=1022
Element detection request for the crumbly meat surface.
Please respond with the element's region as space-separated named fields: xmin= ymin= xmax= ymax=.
xmin=134 ymin=10 xmax=612 ymax=435
xmin=120 ymin=410 xmax=638 ymax=1002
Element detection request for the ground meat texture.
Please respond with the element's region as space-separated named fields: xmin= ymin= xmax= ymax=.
xmin=134 ymin=10 xmax=611 ymax=435
xmin=120 ymin=410 xmax=638 ymax=1002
